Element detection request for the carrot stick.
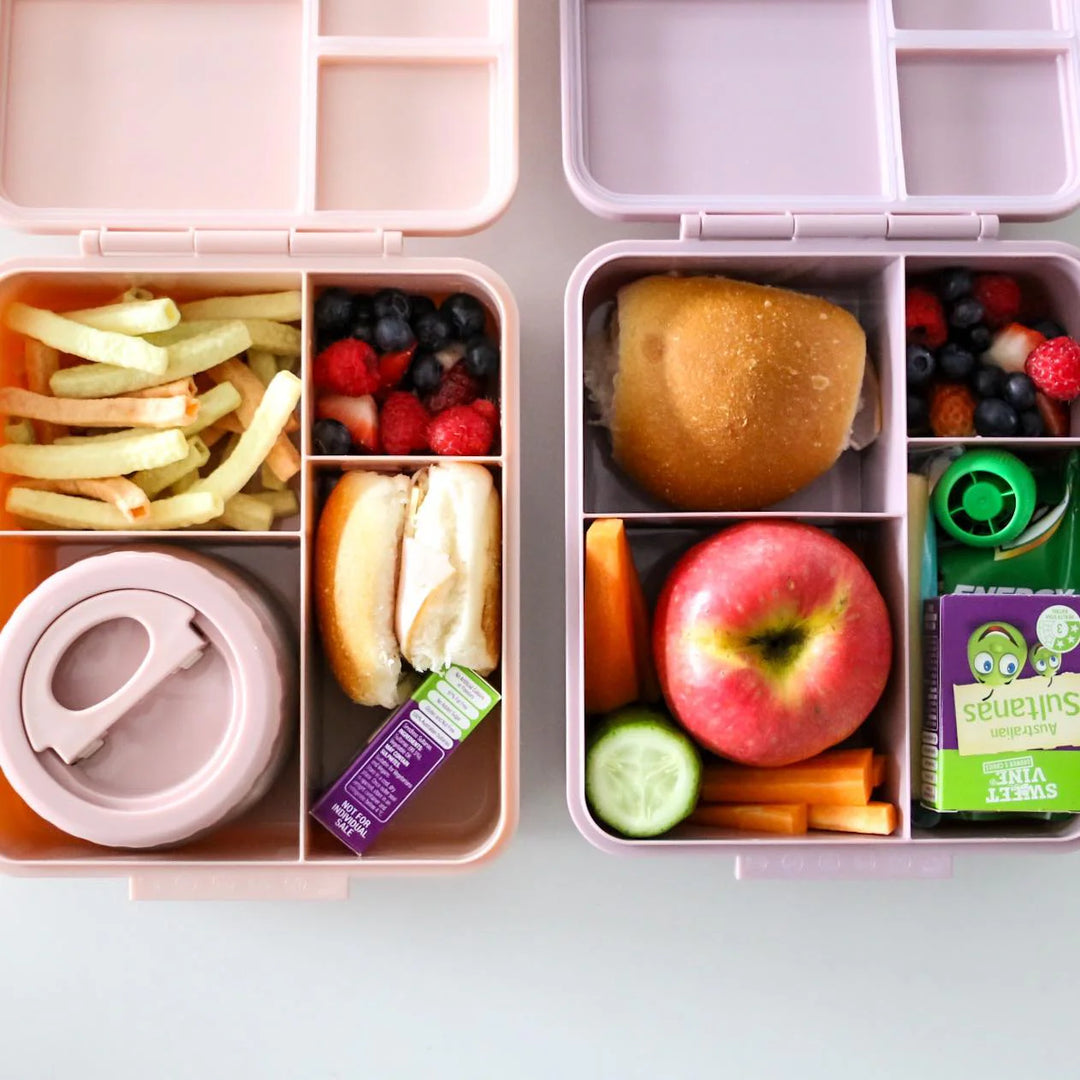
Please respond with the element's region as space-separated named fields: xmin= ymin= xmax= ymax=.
xmin=689 ymin=803 xmax=807 ymax=835
xmin=871 ymin=755 xmax=886 ymax=790
xmin=584 ymin=518 xmax=639 ymax=713
xmin=808 ymin=802 xmax=897 ymax=836
xmin=701 ymin=747 xmax=873 ymax=807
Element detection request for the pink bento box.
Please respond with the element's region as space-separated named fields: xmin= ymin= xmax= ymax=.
xmin=562 ymin=0 xmax=1080 ymax=878
xmin=0 ymin=0 xmax=520 ymax=899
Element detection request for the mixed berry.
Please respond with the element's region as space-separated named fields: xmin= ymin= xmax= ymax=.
xmin=906 ymin=269 xmax=1077 ymax=439
xmin=311 ymin=287 xmax=500 ymax=457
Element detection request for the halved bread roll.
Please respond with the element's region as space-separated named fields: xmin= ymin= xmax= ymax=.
xmin=396 ymin=462 xmax=501 ymax=677
xmin=315 ymin=471 xmax=412 ymax=709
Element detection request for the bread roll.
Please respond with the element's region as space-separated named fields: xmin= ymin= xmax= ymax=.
xmin=315 ymin=471 xmax=412 ymax=709
xmin=585 ymin=275 xmax=868 ymax=510
xmin=397 ymin=462 xmax=501 ymax=676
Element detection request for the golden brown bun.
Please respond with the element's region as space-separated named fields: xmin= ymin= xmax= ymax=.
xmin=315 ymin=471 xmax=412 ymax=709
xmin=396 ymin=462 xmax=501 ymax=676
xmin=607 ymin=276 xmax=867 ymax=510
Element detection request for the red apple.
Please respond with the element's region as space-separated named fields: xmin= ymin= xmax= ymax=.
xmin=654 ymin=522 xmax=892 ymax=767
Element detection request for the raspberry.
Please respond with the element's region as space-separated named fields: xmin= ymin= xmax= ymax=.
xmin=313 ymin=338 xmax=379 ymax=397
xmin=472 ymin=399 xmax=498 ymax=424
xmin=425 ymin=362 xmax=480 ymax=413
xmin=428 ymin=403 xmax=495 ymax=456
xmin=907 ymin=287 xmax=948 ymax=349
xmin=929 ymin=382 xmax=976 ymax=437
xmin=973 ymin=274 xmax=1021 ymax=329
xmin=380 ymin=392 xmax=430 ymax=455
xmin=1025 ymin=337 xmax=1080 ymax=403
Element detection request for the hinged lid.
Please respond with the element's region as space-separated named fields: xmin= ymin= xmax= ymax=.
xmin=562 ymin=0 xmax=1080 ymax=227
xmin=0 ymin=0 xmax=517 ymax=238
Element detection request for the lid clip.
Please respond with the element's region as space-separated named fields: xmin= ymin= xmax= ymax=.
xmin=23 ymin=590 xmax=206 ymax=765
xmin=81 ymin=229 xmax=405 ymax=257
xmin=682 ymin=212 xmax=999 ymax=242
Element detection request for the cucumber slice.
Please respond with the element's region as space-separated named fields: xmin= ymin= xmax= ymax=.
xmin=585 ymin=708 xmax=702 ymax=838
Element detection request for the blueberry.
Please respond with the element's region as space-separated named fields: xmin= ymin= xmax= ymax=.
xmin=408 ymin=295 xmax=437 ymax=322
xmin=441 ymin=293 xmax=486 ymax=340
xmin=1020 ymin=409 xmax=1046 ymax=437
xmin=409 ymin=349 xmax=443 ymax=394
xmin=938 ymin=342 xmax=975 ymax=381
xmin=374 ymin=315 xmax=415 ymax=353
xmin=1030 ymin=318 xmax=1067 ymax=340
xmin=353 ymin=294 xmax=374 ymax=321
xmin=940 ymin=267 xmax=974 ymax=304
xmin=313 ymin=418 xmax=352 ymax=456
xmin=906 ymin=344 xmax=936 ymax=389
xmin=908 ymin=393 xmax=930 ymax=435
xmin=1003 ymin=372 xmax=1037 ymax=412
xmin=971 ymin=364 xmax=1005 ymax=399
xmin=464 ymin=335 xmax=500 ymax=379
xmin=349 ymin=316 xmax=375 ymax=347
xmin=314 ymin=287 xmax=357 ymax=338
xmin=949 ymin=297 xmax=985 ymax=330
xmin=974 ymin=398 xmax=1019 ymax=437
xmin=911 ymin=803 xmax=942 ymax=830
xmin=414 ymin=310 xmax=454 ymax=351
xmin=963 ymin=322 xmax=993 ymax=354
xmin=373 ymin=289 xmax=411 ymax=322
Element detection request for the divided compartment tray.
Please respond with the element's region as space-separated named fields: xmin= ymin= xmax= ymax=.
xmin=562 ymin=0 xmax=1080 ymax=219
xmin=564 ymin=238 xmax=1080 ymax=876
xmin=0 ymin=259 xmax=519 ymax=897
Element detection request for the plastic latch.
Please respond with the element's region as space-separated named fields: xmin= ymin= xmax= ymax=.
xmin=734 ymin=850 xmax=953 ymax=881
xmin=680 ymin=212 xmax=999 ymax=242
xmin=80 ymin=228 xmax=405 ymax=257
xmin=23 ymin=590 xmax=206 ymax=765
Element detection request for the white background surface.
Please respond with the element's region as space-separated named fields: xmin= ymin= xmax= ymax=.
xmin=3 ymin=3 xmax=1079 ymax=1077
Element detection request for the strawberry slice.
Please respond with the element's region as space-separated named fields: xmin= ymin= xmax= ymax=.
xmin=1036 ymin=391 xmax=1071 ymax=437
xmin=983 ymin=323 xmax=1045 ymax=373
xmin=378 ymin=347 xmax=415 ymax=391
xmin=316 ymin=394 xmax=379 ymax=453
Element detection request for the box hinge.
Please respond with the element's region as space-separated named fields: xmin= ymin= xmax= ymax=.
xmin=80 ymin=228 xmax=405 ymax=257
xmin=682 ymin=212 xmax=999 ymax=242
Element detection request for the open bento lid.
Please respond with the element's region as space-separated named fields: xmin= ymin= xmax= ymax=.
xmin=0 ymin=0 xmax=517 ymax=237
xmin=561 ymin=0 xmax=1080 ymax=225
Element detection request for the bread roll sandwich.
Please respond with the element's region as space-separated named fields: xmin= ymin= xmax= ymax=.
xmin=585 ymin=275 xmax=873 ymax=511
xmin=315 ymin=462 xmax=500 ymax=709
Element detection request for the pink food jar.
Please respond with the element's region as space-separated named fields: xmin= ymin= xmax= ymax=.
xmin=0 ymin=547 xmax=295 ymax=849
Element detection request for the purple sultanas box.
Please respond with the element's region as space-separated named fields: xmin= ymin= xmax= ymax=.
xmin=923 ymin=594 xmax=1080 ymax=813
xmin=311 ymin=666 xmax=500 ymax=855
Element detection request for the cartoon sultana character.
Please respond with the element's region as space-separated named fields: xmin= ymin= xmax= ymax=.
xmin=968 ymin=622 xmax=1029 ymax=696
xmin=1031 ymin=643 xmax=1062 ymax=684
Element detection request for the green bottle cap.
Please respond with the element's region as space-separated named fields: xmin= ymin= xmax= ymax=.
xmin=932 ymin=450 xmax=1037 ymax=548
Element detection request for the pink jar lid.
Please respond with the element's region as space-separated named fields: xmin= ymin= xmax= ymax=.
xmin=0 ymin=548 xmax=294 ymax=849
